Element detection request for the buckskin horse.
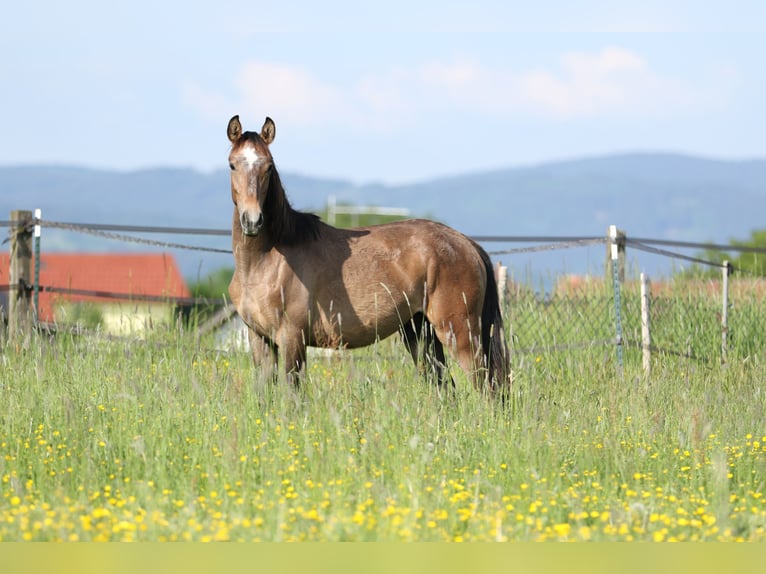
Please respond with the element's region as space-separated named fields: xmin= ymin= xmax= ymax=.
xmin=226 ymin=115 xmax=510 ymax=393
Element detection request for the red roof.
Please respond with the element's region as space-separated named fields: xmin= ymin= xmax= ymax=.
xmin=1 ymin=253 xmax=191 ymax=322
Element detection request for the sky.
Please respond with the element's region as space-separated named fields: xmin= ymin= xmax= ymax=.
xmin=1 ymin=1 xmax=765 ymax=185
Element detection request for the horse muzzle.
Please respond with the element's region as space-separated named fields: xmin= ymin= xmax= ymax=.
xmin=240 ymin=210 xmax=264 ymax=236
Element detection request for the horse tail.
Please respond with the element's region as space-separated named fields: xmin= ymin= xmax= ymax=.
xmin=473 ymin=241 xmax=511 ymax=392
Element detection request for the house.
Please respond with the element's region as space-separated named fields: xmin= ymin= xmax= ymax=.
xmin=0 ymin=252 xmax=191 ymax=334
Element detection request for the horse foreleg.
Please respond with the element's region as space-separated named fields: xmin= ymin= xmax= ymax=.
xmin=248 ymin=328 xmax=278 ymax=381
xmin=400 ymin=315 xmax=422 ymax=366
xmin=281 ymin=336 xmax=307 ymax=387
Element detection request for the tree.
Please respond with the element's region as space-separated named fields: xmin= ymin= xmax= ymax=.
xmin=686 ymin=229 xmax=766 ymax=277
xmin=314 ymin=201 xmax=414 ymax=229
xmin=729 ymin=229 xmax=766 ymax=276
xmin=186 ymin=267 xmax=233 ymax=324
xmin=189 ymin=266 xmax=233 ymax=300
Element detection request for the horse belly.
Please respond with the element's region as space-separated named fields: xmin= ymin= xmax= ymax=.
xmin=309 ymin=288 xmax=416 ymax=349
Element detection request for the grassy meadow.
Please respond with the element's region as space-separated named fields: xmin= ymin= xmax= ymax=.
xmin=1 ymin=286 xmax=766 ymax=542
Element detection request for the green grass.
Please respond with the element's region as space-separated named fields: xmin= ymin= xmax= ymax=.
xmin=1 ymin=301 xmax=766 ymax=541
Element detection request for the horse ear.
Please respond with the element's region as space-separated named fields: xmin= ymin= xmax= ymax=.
xmin=261 ymin=117 xmax=276 ymax=145
xmin=227 ymin=115 xmax=242 ymax=143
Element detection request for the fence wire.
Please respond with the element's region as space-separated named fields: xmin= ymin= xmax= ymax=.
xmin=39 ymin=220 xmax=231 ymax=254
xmin=625 ymin=238 xmax=727 ymax=269
xmin=3 ymin=213 xmax=766 ymax=369
xmin=507 ymin=290 xmax=614 ymax=356
xmin=488 ymin=237 xmax=606 ymax=256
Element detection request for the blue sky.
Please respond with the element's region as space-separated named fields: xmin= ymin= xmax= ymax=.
xmin=1 ymin=1 xmax=764 ymax=184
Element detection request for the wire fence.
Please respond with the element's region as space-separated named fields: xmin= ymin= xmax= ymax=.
xmin=3 ymin=214 xmax=766 ymax=370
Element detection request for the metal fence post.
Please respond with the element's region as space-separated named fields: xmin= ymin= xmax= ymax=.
xmin=33 ymin=208 xmax=41 ymax=320
xmin=721 ymin=260 xmax=730 ymax=364
xmin=327 ymin=195 xmax=336 ymax=226
xmin=609 ymin=225 xmax=624 ymax=372
xmin=606 ymin=225 xmax=626 ymax=284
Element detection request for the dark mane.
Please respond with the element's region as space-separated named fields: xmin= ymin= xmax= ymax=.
xmin=263 ymin=166 xmax=322 ymax=246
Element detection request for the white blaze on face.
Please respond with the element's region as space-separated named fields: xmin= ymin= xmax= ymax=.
xmin=240 ymin=146 xmax=262 ymax=170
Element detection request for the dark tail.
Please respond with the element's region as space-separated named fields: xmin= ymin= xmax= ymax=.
xmin=473 ymin=242 xmax=511 ymax=392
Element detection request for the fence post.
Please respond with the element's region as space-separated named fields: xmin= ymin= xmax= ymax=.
xmin=640 ymin=272 xmax=651 ymax=377
xmin=496 ymin=263 xmax=508 ymax=310
xmin=33 ymin=208 xmax=41 ymax=319
xmin=609 ymin=225 xmax=624 ymax=372
xmin=8 ymin=210 xmax=33 ymax=339
xmin=721 ymin=260 xmax=730 ymax=364
xmin=606 ymin=225 xmax=626 ymax=284
xmin=327 ymin=195 xmax=336 ymax=226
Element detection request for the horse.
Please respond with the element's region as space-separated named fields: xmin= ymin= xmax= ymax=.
xmin=226 ymin=115 xmax=510 ymax=394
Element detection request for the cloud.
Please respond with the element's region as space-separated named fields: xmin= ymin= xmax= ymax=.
xmin=235 ymin=61 xmax=345 ymax=126
xmin=184 ymin=48 xmax=720 ymax=130
xmin=182 ymin=61 xmax=349 ymax=127
xmin=517 ymin=48 xmax=648 ymax=116
xmin=181 ymin=83 xmax=231 ymax=121
xmin=515 ymin=47 xmax=696 ymax=117
xmin=421 ymin=47 xmax=699 ymax=119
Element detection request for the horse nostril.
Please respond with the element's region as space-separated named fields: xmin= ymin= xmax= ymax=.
xmin=241 ymin=211 xmax=264 ymax=235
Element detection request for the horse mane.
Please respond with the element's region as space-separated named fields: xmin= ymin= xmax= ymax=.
xmin=263 ymin=166 xmax=322 ymax=246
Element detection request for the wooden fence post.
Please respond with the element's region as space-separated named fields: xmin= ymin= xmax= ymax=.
xmin=8 ymin=210 xmax=33 ymax=339
xmin=496 ymin=263 xmax=508 ymax=310
xmin=640 ymin=272 xmax=651 ymax=377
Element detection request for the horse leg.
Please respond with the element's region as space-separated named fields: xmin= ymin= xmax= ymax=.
xmin=248 ymin=328 xmax=278 ymax=381
xmin=432 ymin=318 xmax=485 ymax=391
xmin=400 ymin=313 xmax=423 ymax=366
xmin=281 ymin=335 xmax=307 ymax=387
xmin=401 ymin=313 xmax=453 ymax=388
xmin=422 ymin=322 xmax=454 ymax=389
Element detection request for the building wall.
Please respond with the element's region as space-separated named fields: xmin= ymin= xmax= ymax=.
xmin=54 ymin=301 xmax=177 ymax=335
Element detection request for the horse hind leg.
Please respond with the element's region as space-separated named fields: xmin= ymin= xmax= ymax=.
xmin=429 ymin=316 xmax=486 ymax=391
xmin=423 ymin=320 xmax=454 ymax=390
xmin=401 ymin=313 xmax=453 ymax=389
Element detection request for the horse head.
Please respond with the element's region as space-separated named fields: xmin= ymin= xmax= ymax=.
xmin=227 ymin=115 xmax=276 ymax=236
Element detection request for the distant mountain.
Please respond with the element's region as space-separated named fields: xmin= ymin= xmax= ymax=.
xmin=2 ymin=153 xmax=765 ymax=281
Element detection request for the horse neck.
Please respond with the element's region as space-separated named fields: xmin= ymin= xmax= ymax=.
xmin=264 ymin=169 xmax=322 ymax=245
xmin=266 ymin=170 xmax=293 ymax=230
xmin=231 ymin=168 xmax=321 ymax=258
xmin=231 ymin=208 xmax=270 ymax=269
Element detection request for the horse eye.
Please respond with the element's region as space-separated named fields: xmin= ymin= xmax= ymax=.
xmin=229 ymin=162 xmax=235 ymax=171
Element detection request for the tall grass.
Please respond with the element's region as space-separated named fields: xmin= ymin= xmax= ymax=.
xmin=1 ymin=295 xmax=765 ymax=541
